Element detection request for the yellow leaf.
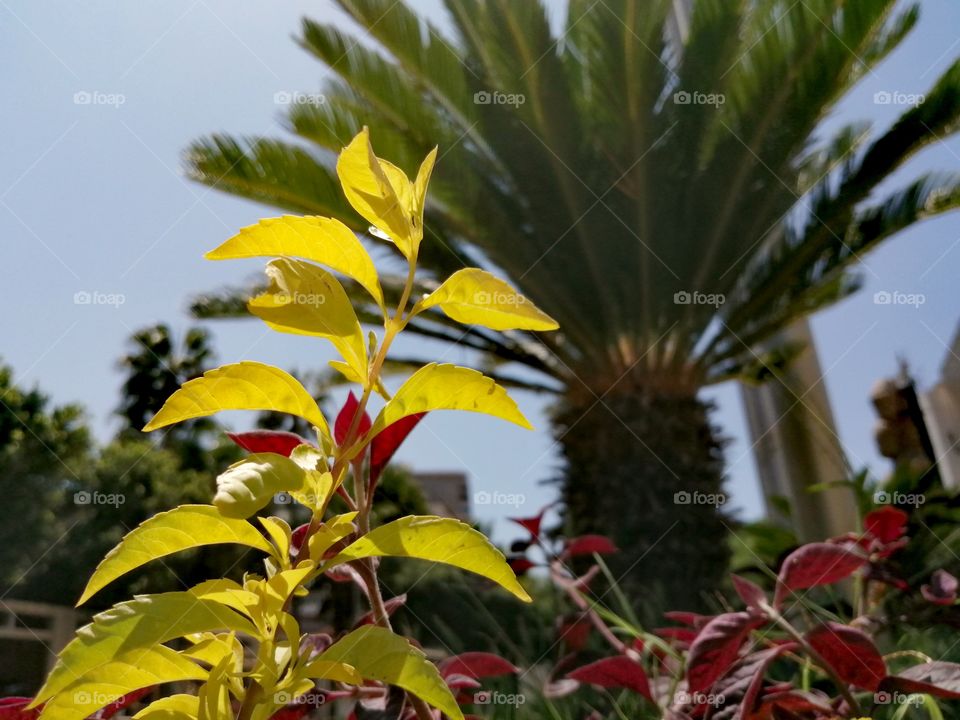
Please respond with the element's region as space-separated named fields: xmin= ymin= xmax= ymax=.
xmin=327 ymin=515 xmax=530 ymax=602
xmin=77 ymin=505 xmax=273 ymax=605
xmin=301 ymin=660 xmax=363 ymax=684
xmin=318 ymin=626 xmax=463 ymax=720
xmin=370 ymin=363 xmax=532 ymax=436
xmin=259 ymin=517 xmax=293 ymax=566
xmin=307 ymin=512 xmax=358 ymax=560
xmin=337 ymin=128 xmax=422 ymax=258
xmin=213 ymin=454 xmax=307 ymax=519
xmin=205 ymin=215 xmax=384 ymax=308
xmin=142 ymin=362 xmax=331 ymax=447
xmin=132 ymin=694 xmax=200 ymax=720
xmin=419 ymin=268 xmax=559 ymax=331
xmin=413 ymin=147 xmax=437 ymax=224
xmin=38 ymin=646 xmax=206 ymax=720
xmin=34 ymin=591 xmax=254 ymax=707
xmin=249 ymin=258 xmax=368 ymax=384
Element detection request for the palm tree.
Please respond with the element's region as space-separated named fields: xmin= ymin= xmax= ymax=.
xmin=184 ymin=0 xmax=960 ymax=612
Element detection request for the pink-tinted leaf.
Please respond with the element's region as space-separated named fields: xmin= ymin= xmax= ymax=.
xmin=353 ymin=595 xmax=408 ymax=628
xmin=807 ymin=622 xmax=885 ymax=691
xmin=0 ymin=699 xmax=39 ymax=720
xmin=879 ymin=662 xmax=960 ymax=699
xmin=543 ymin=679 xmax=579 ymax=700
xmin=774 ymin=543 xmax=866 ymax=607
xmin=731 ymin=574 xmax=767 ymax=609
xmin=567 ymin=656 xmax=653 ymax=702
xmin=739 ymin=644 xmax=798 ymax=720
xmin=864 ymin=506 xmax=908 ymax=544
xmin=291 ymin=523 xmax=309 ymax=559
xmin=564 ymin=535 xmax=619 ymax=558
xmin=227 ymin=430 xmax=311 ymax=457
xmin=686 ymin=612 xmax=761 ymax=694
xmin=922 ymin=570 xmax=958 ymax=605
xmin=369 ymin=413 xmax=424 ymax=483
xmin=444 ymin=673 xmax=482 ymax=691
xmin=335 ymin=391 xmax=372 ymax=446
xmin=440 ymin=652 xmax=519 ymax=679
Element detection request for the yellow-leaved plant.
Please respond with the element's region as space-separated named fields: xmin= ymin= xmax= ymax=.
xmin=32 ymin=128 xmax=558 ymax=720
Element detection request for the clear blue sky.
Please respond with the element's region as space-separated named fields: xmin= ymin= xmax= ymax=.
xmin=2 ymin=0 xmax=959 ymax=541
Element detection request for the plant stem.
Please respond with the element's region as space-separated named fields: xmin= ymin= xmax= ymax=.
xmin=761 ymin=603 xmax=862 ymax=715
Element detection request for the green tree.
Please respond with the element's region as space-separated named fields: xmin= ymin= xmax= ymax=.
xmin=185 ymin=0 xmax=960 ymax=611
xmin=0 ymin=362 xmax=90 ymax=598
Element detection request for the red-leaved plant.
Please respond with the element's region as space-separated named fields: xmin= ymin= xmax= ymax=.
xmin=505 ymin=505 xmax=960 ymax=719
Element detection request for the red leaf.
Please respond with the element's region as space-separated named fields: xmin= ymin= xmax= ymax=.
xmin=508 ymin=503 xmax=553 ymax=539
xmin=98 ymin=688 xmax=153 ymax=719
xmin=0 ymin=699 xmax=39 ymax=720
xmin=444 ymin=673 xmax=482 ymax=691
xmin=807 ymin=622 xmax=885 ymax=691
xmin=369 ymin=413 xmax=424 ymax=483
xmin=353 ymin=595 xmax=408 ymax=628
xmin=268 ymin=690 xmax=328 ymax=720
xmin=507 ymin=557 xmax=536 ymax=575
xmin=879 ymin=662 xmax=960 ymax=699
xmin=740 ymin=644 xmax=799 ymax=719
xmin=335 ymin=391 xmax=372 ymax=446
xmin=864 ymin=506 xmax=908 ymax=544
xmin=922 ymin=570 xmax=958 ymax=605
xmin=440 ymin=652 xmax=519 ymax=679
xmin=654 ymin=627 xmax=698 ymax=644
xmin=226 ymin=430 xmax=310 ymax=457
xmin=564 ymin=535 xmax=619 ymax=558
xmin=774 ymin=543 xmax=866 ymax=607
xmin=663 ymin=611 xmax=711 ymax=628
xmin=731 ymin=574 xmax=767 ymax=608
xmin=558 ymin=614 xmax=592 ymax=651
xmin=686 ymin=611 xmax=761 ymax=694
xmin=567 ymin=656 xmax=653 ymax=702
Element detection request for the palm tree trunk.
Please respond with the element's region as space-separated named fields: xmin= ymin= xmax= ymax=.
xmin=556 ymin=381 xmax=730 ymax=621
